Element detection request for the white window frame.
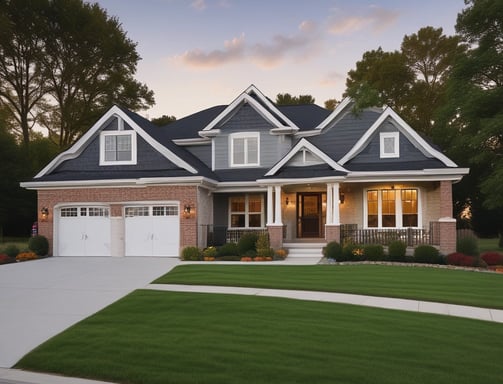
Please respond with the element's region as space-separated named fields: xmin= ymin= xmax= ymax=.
xmin=380 ymin=132 xmax=400 ymax=158
xmin=99 ymin=131 xmax=137 ymax=166
xmin=229 ymin=132 xmax=260 ymax=167
xmin=363 ymin=188 xmax=421 ymax=229
xmin=228 ymin=194 xmax=265 ymax=229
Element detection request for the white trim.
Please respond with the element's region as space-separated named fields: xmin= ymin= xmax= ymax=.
xmin=99 ymin=130 xmax=137 ymax=166
xmin=339 ymin=107 xmax=458 ymax=167
xmin=35 ymin=106 xmax=198 ymax=178
xmin=315 ymin=97 xmax=353 ymax=130
xmin=379 ymin=132 xmax=399 ymax=158
xmin=173 ymin=137 xmax=211 ymax=146
xmin=363 ymin=187 xmax=422 ymax=229
xmin=266 ymin=138 xmax=348 ymax=176
xmin=229 ymin=132 xmax=260 ymax=167
xmin=201 ymin=85 xmax=299 ymax=133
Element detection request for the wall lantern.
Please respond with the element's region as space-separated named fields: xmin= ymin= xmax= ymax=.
xmin=285 ymin=197 xmax=289 ymax=206
xmin=183 ymin=204 xmax=193 ymax=218
xmin=40 ymin=207 xmax=49 ymax=221
xmin=339 ymin=192 xmax=345 ymax=204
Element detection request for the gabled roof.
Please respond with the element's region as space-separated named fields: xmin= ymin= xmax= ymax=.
xmin=266 ymin=138 xmax=348 ymax=177
xmin=200 ymin=85 xmax=300 ymax=135
xmin=34 ymin=105 xmax=200 ymax=179
xmin=338 ymin=107 xmax=458 ymax=167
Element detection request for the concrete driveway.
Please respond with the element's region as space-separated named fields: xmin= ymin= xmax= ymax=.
xmin=0 ymin=256 xmax=180 ymax=368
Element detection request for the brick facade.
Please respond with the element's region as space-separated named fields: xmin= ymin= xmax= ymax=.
xmin=37 ymin=185 xmax=199 ymax=256
xmin=267 ymin=225 xmax=284 ymax=249
xmin=325 ymin=224 xmax=341 ymax=244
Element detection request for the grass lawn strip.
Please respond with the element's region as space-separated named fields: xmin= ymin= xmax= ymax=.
xmin=17 ymin=290 xmax=503 ymax=384
xmin=155 ymin=264 xmax=503 ymax=309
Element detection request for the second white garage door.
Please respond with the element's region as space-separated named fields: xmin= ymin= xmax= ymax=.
xmin=124 ymin=205 xmax=180 ymax=256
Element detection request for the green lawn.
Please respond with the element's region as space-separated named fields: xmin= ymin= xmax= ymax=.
xmin=17 ymin=290 xmax=503 ymax=384
xmin=155 ymin=264 xmax=503 ymax=309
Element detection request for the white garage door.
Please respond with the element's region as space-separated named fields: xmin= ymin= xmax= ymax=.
xmin=124 ymin=205 xmax=180 ymax=256
xmin=58 ymin=206 xmax=111 ymax=256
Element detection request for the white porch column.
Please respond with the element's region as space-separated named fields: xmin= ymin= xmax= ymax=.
xmin=326 ymin=184 xmax=333 ymax=225
xmin=274 ymin=185 xmax=282 ymax=225
xmin=267 ymin=186 xmax=274 ymax=225
xmin=332 ymin=182 xmax=340 ymax=225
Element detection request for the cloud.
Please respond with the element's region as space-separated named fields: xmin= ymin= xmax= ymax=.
xmin=320 ymin=71 xmax=345 ymax=87
xmin=191 ymin=0 xmax=206 ymax=11
xmin=176 ymin=34 xmax=246 ymax=69
xmin=174 ymin=20 xmax=321 ymax=70
xmin=327 ymin=6 xmax=398 ymax=35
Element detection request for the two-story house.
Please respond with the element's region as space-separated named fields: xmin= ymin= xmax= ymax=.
xmin=21 ymin=85 xmax=469 ymax=257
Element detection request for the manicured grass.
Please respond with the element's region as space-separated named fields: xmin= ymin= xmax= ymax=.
xmin=155 ymin=264 xmax=503 ymax=309
xmin=478 ymin=237 xmax=502 ymax=253
xmin=17 ymin=290 xmax=503 ymax=384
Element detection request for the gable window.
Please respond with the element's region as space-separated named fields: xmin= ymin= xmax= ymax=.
xmin=230 ymin=132 xmax=259 ymax=167
xmin=100 ymin=131 xmax=137 ymax=165
xmin=229 ymin=194 xmax=264 ymax=228
xmin=365 ymin=188 xmax=419 ymax=228
xmin=380 ymin=132 xmax=399 ymax=158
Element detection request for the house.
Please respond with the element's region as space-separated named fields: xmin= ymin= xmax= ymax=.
xmin=21 ymin=85 xmax=469 ymax=257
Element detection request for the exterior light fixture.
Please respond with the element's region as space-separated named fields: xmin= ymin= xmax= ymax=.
xmin=183 ymin=204 xmax=192 ymax=218
xmin=339 ymin=192 xmax=345 ymax=204
xmin=285 ymin=197 xmax=289 ymax=206
xmin=40 ymin=207 xmax=49 ymax=221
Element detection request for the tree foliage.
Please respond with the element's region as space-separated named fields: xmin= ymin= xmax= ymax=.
xmin=151 ymin=114 xmax=176 ymax=126
xmin=275 ymin=93 xmax=315 ymax=105
xmin=435 ymin=0 xmax=503 ymax=224
xmin=0 ymin=0 xmax=154 ymax=148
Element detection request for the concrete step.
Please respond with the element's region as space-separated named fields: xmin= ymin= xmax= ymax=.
xmin=284 ymin=242 xmax=325 ymax=258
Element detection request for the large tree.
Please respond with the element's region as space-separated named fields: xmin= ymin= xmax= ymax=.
xmin=0 ymin=0 xmax=154 ymax=149
xmin=345 ymin=28 xmax=463 ymax=135
xmin=0 ymin=0 xmax=49 ymax=146
xmin=435 ymin=0 xmax=503 ymax=234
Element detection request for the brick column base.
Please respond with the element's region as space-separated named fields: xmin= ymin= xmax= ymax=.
xmin=325 ymin=225 xmax=341 ymax=244
xmin=439 ymin=218 xmax=456 ymax=255
xmin=267 ymin=225 xmax=284 ymax=249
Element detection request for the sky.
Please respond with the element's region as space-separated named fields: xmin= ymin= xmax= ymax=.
xmin=93 ymin=0 xmax=465 ymax=120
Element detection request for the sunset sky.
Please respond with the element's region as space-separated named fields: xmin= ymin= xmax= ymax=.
xmin=94 ymin=0 xmax=465 ymax=120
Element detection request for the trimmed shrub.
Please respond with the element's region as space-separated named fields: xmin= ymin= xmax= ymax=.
xmin=181 ymin=246 xmax=201 ymax=261
xmin=364 ymin=244 xmax=385 ymax=261
xmin=341 ymin=243 xmax=364 ymax=262
xmin=237 ymin=233 xmax=259 ymax=255
xmin=217 ymin=243 xmax=239 ymax=257
xmin=28 ymin=235 xmax=49 ymax=256
xmin=3 ymin=245 xmax=20 ymax=259
xmin=324 ymin=241 xmax=343 ymax=260
xmin=481 ymin=252 xmax=503 ymax=266
xmin=413 ymin=245 xmax=441 ymax=264
xmin=255 ymin=233 xmax=273 ymax=257
xmin=456 ymin=236 xmax=478 ymax=257
xmin=388 ymin=240 xmax=407 ymax=262
xmin=447 ymin=252 xmax=475 ymax=267
xmin=202 ymin=246 xmax=217 ymax=258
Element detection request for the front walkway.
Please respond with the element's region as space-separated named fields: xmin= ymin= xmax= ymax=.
xmin=145 ymin=283 xmax=503 ymax=323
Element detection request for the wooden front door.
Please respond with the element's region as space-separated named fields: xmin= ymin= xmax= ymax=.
xmin=297 ymin=193 xmax=322 ymax=238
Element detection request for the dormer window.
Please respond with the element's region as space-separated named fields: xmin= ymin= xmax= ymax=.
xmin=380 ymin=132 xmax=399 ymax=158
xmin=230 ymin=132 xmax=260 ymax=167
xmin=100 ymin=131 xmax=137 ymax=165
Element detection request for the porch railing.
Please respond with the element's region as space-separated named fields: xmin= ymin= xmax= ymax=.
xmin=200 ymin=225 xmax=268 ymax=247
xmin=341 ymin=223 xmax=440 ymax=247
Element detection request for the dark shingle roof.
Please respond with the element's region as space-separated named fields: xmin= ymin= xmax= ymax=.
xmin=278 ymin=104 xmax=331 ymax=130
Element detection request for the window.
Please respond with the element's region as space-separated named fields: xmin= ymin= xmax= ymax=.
xmin=229 ymin=194 xmax=264 ymax=228
xmin=100 ymin=131 xmax=137 ymax=165
xmin=402 ymin=189 xmax=418 ymax=227
xmin=153 ymin=206 xmax=178 ymax=216
xmin=380 ymin=132 xmax=399 ymax=158
xmin=230 ymin=133 xmax=260 ymax=167
xmin=365 ymin=188 xmax=419 ymax=228
xmin=125 ymin=206 xmax=149 ymax=217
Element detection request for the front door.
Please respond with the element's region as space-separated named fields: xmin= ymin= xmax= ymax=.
xmin=297 ymin=193 xmax=322 ymax=238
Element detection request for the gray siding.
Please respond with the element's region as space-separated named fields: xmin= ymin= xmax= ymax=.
xmin=186 ymin=144 xmax=212 ymax=166
xmin=55 ymin=132 xmax=181 ymax=172
xmin=349 ymin=122 xmax=432 ymax=164
xmin=213 ymin=103 xmax=292 ymax=170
